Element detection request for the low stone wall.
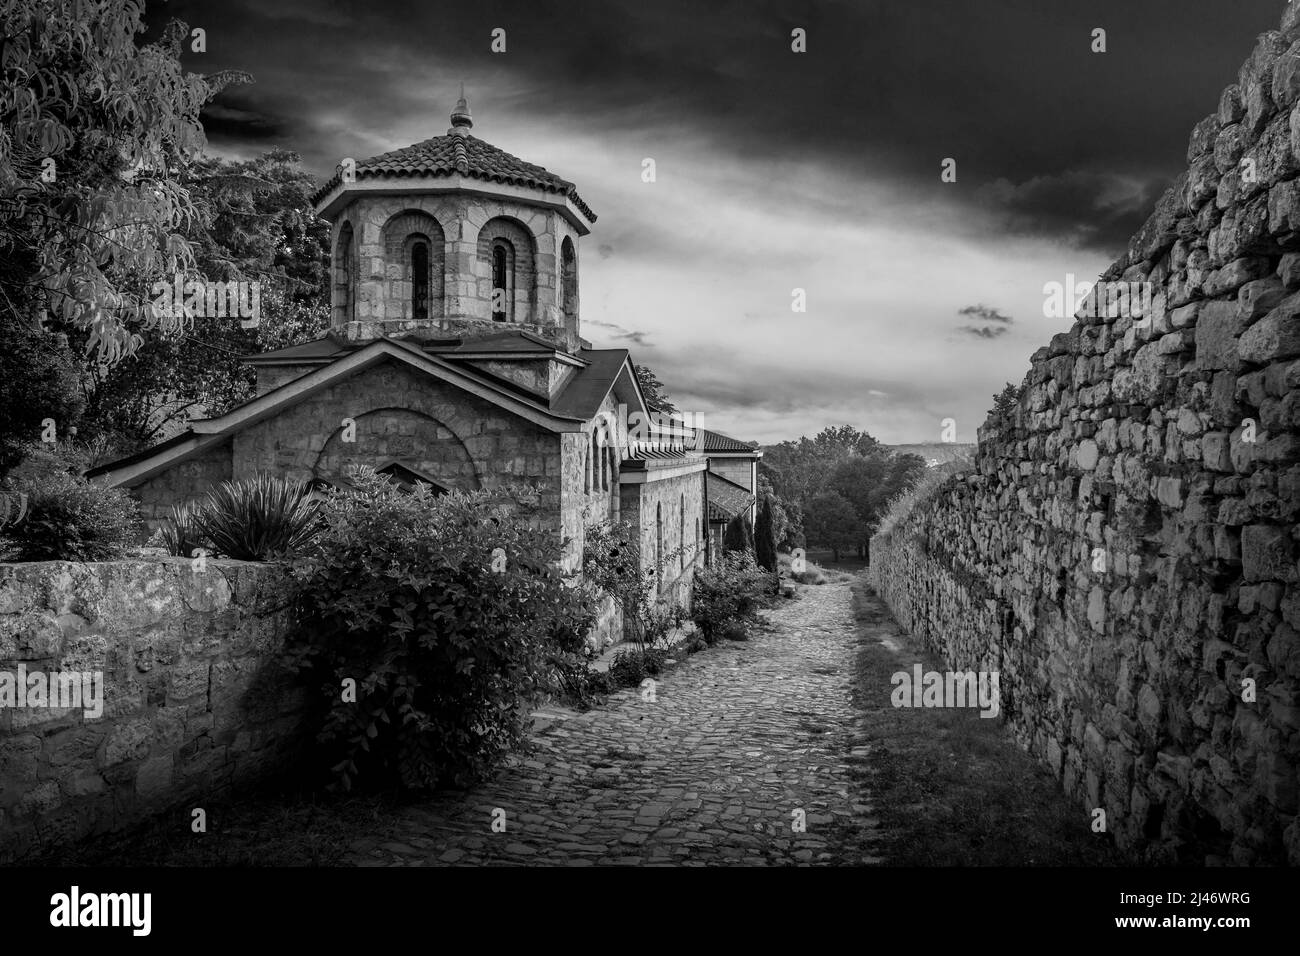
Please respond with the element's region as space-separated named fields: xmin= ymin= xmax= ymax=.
xmin=0 ymin=559 xmax=307 ymax=863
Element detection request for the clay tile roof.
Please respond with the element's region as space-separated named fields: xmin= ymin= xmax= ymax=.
xmin=706 ymin=471 xmax=755 ymax=521
xmin=700 ymin=428 xmax=758 ymax=453
xmin=311 ymin=133 xmax=597 ymax=222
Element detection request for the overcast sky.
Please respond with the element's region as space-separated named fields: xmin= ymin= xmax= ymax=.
xmin=152 ymin=0 xmax=1285 ymax=444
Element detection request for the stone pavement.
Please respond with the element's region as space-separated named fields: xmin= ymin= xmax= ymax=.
xmin=344 ymin=581 xmax=883 ymax=866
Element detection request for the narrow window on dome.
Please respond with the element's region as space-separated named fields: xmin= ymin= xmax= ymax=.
xmin=492 ymin=244 xmax=509 ymax=321
xmin=411 ymin=240 xmax=429 ymax=320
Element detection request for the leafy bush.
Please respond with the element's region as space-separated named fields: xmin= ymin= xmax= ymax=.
xmin=722 ymin=512 xmax=754 ymax=554
xmin=0 ymin=470 xmax=140 ymax=560
xmin=583 ymin=519 xmax=680 ymax=651
xmin=193 ymin=473 xmax=320 ymax=560
xmin=692 ymin=550 xmax=766 ymax=644
xmin=793 ymin=566 xmax=828 ymax=585
xmin=159 ymin=502 xmax=206 ymax=557
xmin=607 ymin=646 xmax=669 ymax=687
xmin=286 ymin=467 xmax=594 ymax=791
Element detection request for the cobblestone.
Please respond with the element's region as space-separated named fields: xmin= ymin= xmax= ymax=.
xmin=343 ymin=582 xmax=880 ymax=866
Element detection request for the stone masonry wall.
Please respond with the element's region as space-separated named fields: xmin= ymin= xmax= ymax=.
xmin=0 ymin=559 xmax=306 ymax=863
xmin=871 ymin=5 xmax=1300 ymax=865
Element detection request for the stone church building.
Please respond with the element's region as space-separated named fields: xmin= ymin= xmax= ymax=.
xmin=90 ymin=95 xmax=759 ymax=648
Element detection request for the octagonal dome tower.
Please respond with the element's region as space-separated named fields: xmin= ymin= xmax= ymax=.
xmin=312 ymin=92 xmax=595 ymax=353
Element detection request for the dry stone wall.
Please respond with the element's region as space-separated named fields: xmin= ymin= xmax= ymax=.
xmin=871 ymin=6 xmax=1300 ymax=865
xmin=0 ymin=559 xmax=306 ymax=862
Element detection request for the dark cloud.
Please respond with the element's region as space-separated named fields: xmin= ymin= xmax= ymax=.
xmin=958 ymin=304 xmax=1014 ymax=325
xmin=152 ymin=0 xmax=1281 ymax=257
xmin=959 ymin=325 xmax=1011 ymax=340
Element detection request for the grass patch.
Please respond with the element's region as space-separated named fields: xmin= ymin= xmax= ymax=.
xmin=846 ymin=577 xmax=1124 ymax=866
xmin=29 ymin=782 xmax=400 ymax=867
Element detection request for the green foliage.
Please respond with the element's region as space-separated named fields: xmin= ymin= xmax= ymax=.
xmin=722 ymin=512 xmax=753 ymax=554
xmin=607 ymin=646 xmax=669 ymax=687
xmin=755 ymin=497 xmax=778 ymax=573
xmin=74 ymin=149 xmax=331 ymax=451
xmin=0 ymin=470 xmax=139 ymax=560
xmin=633 ymin=364 xmax=678 ymax=415
xmin=582 ymin=519 xmax=679 ymax=651
xmin=159 ymin=502 xmax=206 ymax=558
xmin=757 ymin=470 xmax=801 ymax=551
xmin=192 ymin=474 xmax=320 ymax=560
xmin=803 ymin=490 xmax=862 ymax=560
xmin=0 ymin=323 xmax=83 ymax=475
xmin=827 ymin=452 xmax=928 ymax=547
xmin=0 ymin=2 xmax=246 ymax=363
xmin=989 ymin=381 xmax=1023 ymax=421
xmin=761 ymin=426 xmax=884 ymax=505
xmin=285 ymin=468 xmax=594 ymax=791
xmin=876 ymin=459 xmax=972 ymax=539
xmin=691 ymin=551 xmax=765 ymax=644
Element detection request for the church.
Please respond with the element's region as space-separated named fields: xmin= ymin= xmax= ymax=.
xmin=89 ymin=94 xmax=762 ymax=648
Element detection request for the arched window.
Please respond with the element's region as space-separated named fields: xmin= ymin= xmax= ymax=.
xmin=561 ymin=236 xmax=577 ymax=325
xmin=583 ymin=440 xmax=590 ymax=493
xmin=333 ymin=222 xmax=355 ymax=326
xmin=411 ymin=240 xmax=429 ymax=320
xmin=656 ymin=502 xmax=663 ymax=592
xmin=492 ymin=242 xmax=511 ymax=322
xmin=679 ymin=494 xmax=685 ymax=570
xmin=591 ymin=432 xmax=600 ymax=494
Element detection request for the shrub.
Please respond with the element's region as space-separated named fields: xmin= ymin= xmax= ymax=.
xmin=692 ymin=550 xmax=766 ymax=644
xmin=286 ymin=467 xmax=594 ymax=791
xmin=193 ymin=473 xmax=320 ymax=560
xmin=755 ymin=497 xmax=778 ymax=573
xmin=0 ymin=470 xmax=139 ymax=560
xmin=583 ymin=519 xmax=681 ymax=651
xmin=793 ymin=566 xmax=828 ymax=585
xmin=607 ymin=646 xmax=669 ymax=687
xmin=723 ymin=512 xmax=754 ymax=554
xmin=159 ymin=502 xmax=206 ymax=557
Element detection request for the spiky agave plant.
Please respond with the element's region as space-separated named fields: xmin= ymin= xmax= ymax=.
xmin=158 ymin=501 xmax=206 ymax=557
xmin=193 ymin=474 xmax=320 ymax=560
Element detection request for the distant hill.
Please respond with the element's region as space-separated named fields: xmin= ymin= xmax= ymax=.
xmin=888 ymin=443 xmax=976 ymax=467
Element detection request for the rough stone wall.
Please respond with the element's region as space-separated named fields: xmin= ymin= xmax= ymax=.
xmin=871 ymin=7 xmax=1300 ymax=865
xmin=0 ymin=559 xmax=305 ymax=863
xmin=620 ymin=468 xmax=706 ymax=614
xmin=132 ymin=441 xmax=232 ymax=532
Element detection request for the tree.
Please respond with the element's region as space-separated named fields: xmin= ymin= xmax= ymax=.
xmin=828 ymin=452 xmax=927 ymax=558
xmin=754 ymin=496 xmax=778 ymax=592
xmin=761 ymin=425 xmax=884 ymax=505
xmin=989 ymin=381 xmax=1021 ymax=421
xmin=803 ymin=490 xmax=862 ymax=563
xmin=72 ymin=149 xmax=331 ymax=453
xmin=722 ymin=512 xmax=753 ymax=554
xmin=0 ymin=321 xmax=82 ymax=473
xmin=0 ymin=3 xmax=247 ymax=363
xmin=634 ymin=364 xmax=678 ymax=415
xmin=756 ymin=470 xmax=800 ymax=550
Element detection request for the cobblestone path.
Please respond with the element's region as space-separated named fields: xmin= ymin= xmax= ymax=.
xmin=344 ymin=581 xmax=883 ymax=866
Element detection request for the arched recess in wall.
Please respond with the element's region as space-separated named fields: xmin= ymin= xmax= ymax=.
xmin=560 ymin=236 xmax=578 ymax=326
xmin=679 ymin=493 xmax=685 ymax=570
xmin=381 ymin=210 xmax=446 ymax=320
xmin=655 ymin=502 xmax=663 ymax=592
xmin=476 ymin=216 xmax=535 ymax=324
xmin=333 ymin=221 xmax=355 ymax=325
xmin=311 ymin=407 xmax=481 ymax=491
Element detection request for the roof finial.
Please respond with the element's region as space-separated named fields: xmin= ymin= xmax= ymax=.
xmin=450 ymin=85 xmax=473 ymax=133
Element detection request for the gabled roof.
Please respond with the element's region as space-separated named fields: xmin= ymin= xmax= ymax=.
xmin=706 ymin=471 xmax=755 ymax=521
xmin=311 ymin=132 xmax=596 ymax=222
xmin=89 ymin=334 xmax=646 ymax=487
xmin=700 ymin=428 xmax=760 ymax=454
